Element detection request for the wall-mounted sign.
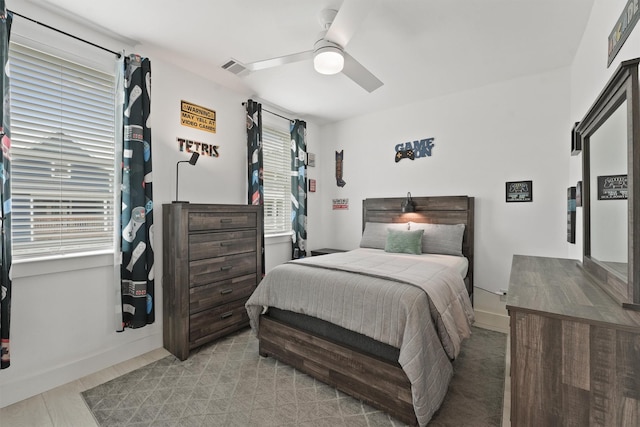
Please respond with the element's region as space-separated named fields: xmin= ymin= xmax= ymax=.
xmin=394 ymin=137 xmax=435 ymax=162
xmin=332 ymin=198 xmax=349 ymax=210
xmin=597 ymin=174 xmax=628 ymax=200
xmin=180 ymin=100 xmax=216 ymax=133
xmin=506 ymin=180 xmax=533 ymax=203
xmin=608 ymin=0 xmax=640 ymax=66
xmin=177 ymin=137 xmax=219 ymax=157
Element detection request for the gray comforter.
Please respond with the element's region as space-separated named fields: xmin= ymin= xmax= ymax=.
xmin=245 ymin=248 xmax=475 ymax=426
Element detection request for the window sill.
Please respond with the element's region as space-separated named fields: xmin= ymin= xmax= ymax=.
xmin=265 ymin=232 xmax=292 ymax=245
xmin=11 ymin=251 xmax=115 ymax=279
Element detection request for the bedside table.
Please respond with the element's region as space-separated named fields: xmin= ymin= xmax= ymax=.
xmin=310 ymin=248 xmax=347 ymax=256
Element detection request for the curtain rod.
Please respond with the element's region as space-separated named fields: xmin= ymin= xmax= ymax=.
xmin=242 ymin=102 xmax=293 ymax=122
xmin=8 ymin=9 xmax=122 ymax=58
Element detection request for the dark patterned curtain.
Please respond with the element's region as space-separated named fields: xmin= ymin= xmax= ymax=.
xmin=0 ymin=4 xmax=11 ymax=369
xmin=120 ymin=55 xmax=154 ymax=329
xmin=246 ymin=99 xmax=265 ymax=273
xmin=291 ymin=120 xmax=307 ymax=259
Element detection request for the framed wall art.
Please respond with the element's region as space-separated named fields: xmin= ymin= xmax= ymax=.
xmin=567 ymin=186 xmax=576 ymax=244
xmin=597 ymin=174 xmax=628 ymax=200
xmin=506 ymin=180 xmax=533 ymax=203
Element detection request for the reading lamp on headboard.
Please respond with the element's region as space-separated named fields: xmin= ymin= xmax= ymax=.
xmin=173 ymin=152 xmax=199 ymax=203
xmin=401 ymin=192 xmax=415 ymax=213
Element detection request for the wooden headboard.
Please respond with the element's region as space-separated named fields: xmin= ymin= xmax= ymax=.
xmin=362 ymin=195 xmax=475 ymax=302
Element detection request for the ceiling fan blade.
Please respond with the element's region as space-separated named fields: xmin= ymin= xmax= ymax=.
xmin=325 ymin=0 xmax=379 ymax=48
xmin=245 ymin=51 xmax=313 ymax=72
xmin=342 ymin=52 xmax=383 ymax=93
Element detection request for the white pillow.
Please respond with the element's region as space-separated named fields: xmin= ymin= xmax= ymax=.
xmin=360 ymin=222 xmax=409 ymax=249
xmin=408 ymin=222 xmax=465 ymax=256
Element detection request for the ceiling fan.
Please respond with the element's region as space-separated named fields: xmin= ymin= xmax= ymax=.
xmin=222 ymin=0 xmax=383 ymax=93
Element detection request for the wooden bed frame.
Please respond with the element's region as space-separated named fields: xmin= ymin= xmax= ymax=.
xmin=258 ymin=195 xmax=475 ymax=426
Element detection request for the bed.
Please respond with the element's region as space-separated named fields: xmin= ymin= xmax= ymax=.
xmin=245 ymin=195 xmax=475 ymax=426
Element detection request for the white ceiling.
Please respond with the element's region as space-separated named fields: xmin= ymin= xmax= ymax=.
xmin=30 ymin=0 xmax=595 ymax=124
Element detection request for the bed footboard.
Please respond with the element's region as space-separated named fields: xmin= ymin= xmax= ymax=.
xmin=258 ymin=315 xmax=418 ymax=426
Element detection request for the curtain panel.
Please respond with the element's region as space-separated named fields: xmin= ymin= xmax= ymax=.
xmin=0 ymin=4 xmax=11 ymax=369
xmin=120 ymin=55 xmax=154 ymax=329
xmin=246 ymin=100 xmax=265 ymax=274
xmin=290 ymin=120 xmax=307 ymax=259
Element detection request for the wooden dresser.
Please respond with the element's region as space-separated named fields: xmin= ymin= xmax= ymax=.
xmin=507 ymin=255 xmax=640 ymax=427
xmin=162 ymin=203 xmax=263 ymax=360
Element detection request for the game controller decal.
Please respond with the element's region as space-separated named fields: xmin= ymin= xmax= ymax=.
xmin=394 ymin=137 xmax=435 ymax=162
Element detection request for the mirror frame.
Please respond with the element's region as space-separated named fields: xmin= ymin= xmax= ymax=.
xmin=577 ymin=57 xmax=640 ymax=311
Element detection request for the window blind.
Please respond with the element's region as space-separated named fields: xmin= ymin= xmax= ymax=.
xmin=262 ymin=125 xmax=291 ymax=235
xmin=9 ymin=42 xmax=117 ymax=259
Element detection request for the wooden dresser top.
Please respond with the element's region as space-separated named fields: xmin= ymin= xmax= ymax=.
xmin=506 ymin=255 xmax=640 ymax=332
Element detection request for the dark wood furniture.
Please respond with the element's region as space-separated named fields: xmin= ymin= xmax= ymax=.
xmin=310 ymin=248 xmax=346 ymax=256
xmin=258 ymin=195 xmax=474 ymax=426
xmin=162 ymin=203 xmax=263 ymax=360
xmin=507 ymin=255 xmax=640 ymax=426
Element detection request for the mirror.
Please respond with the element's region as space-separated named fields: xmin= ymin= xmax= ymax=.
xmin=589 ymin=100 xmax=627 ymax=275
xmin=578 ymin=58 xmax=640 ymax=311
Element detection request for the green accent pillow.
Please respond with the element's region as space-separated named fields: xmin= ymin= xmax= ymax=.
xmin=384 ymin=229 xmax=424 ymax=255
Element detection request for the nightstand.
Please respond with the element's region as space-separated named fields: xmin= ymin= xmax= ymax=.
xmin=310 ymin=248 xmax=347 ymax=256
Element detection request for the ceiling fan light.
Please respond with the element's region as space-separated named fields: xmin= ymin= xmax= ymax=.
xmin=313 ymin=46 xmax=344 ymax=75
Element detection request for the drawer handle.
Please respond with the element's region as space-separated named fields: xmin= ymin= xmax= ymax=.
xmin=220 ymin=218 xmax=233 ymax=224
xmin=220 ymin=265 xmax=233 ymax=271
xmin=220 ymin=311 xmax=233 ymax=319
xmin=219 ymin=242 xmax=231 ymax=247
xmin=220 ymin=288 xmax=233 ymax=295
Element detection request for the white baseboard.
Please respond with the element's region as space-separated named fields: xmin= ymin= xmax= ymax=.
xmin=1 ymin=332 xmax=162 ymax=408
xmin=474 ymin=308 xmax=509 ymax=334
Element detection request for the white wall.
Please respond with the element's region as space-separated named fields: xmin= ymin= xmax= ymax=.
xmin=313 ymin=69 xmax=572 ymax=303
xmin=0 ymin=1 xmax=308 ymax=407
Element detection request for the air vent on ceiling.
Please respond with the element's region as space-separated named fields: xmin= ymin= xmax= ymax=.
xmin=222 ymin=59 xmax=250 ymax=76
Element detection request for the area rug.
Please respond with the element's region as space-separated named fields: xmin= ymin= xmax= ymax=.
xmin=82 ymin=326 xmax=506 ymax=426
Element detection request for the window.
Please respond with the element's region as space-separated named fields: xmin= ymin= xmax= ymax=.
xmin=9 ymin=42 xmax=118 ymax=260
xmin=262 ymin=123 xmax=291 ymax=235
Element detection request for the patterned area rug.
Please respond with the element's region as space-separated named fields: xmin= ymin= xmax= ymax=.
xmin=82 ymin=326 xmax=506 ymax=426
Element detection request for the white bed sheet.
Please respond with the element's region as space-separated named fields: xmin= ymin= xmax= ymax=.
xmin=356 ymin=248 xmax=469 ymax=278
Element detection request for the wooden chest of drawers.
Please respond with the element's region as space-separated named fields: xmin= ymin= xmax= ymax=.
xmin=162 ymin=203 xmax=263 ymax=360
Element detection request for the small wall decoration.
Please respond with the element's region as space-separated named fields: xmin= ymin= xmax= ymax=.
xmin=307 ymin=153 xmax=316 ymax=167
xmin=571 ymin=122 xmax=581 ymax=155
xmin=597 ymin=174 xmax=628 ymax=200
xmin=309 ymin=179 xmax=316 ymax=192
xmin=335 ymin=150 xmax=346 ymax=187
xmin=506 ymin=180 xmax=533 ymax=202
xmin=332 ymin=198 xmax=349 ymax=210
xmin=576 ymin=181 xmax=582 ymax=207
xmin=608 ymin=0 xmax=640 ymax=66
xmin=177 ymin=137 xmax=219 ymax=157
xmin=394 ymin=137 xmax=435 ymax=162
xmin=180 ymin=100 xmax=216 ymax=133
xmin=567 ymin=186 xmax=576 ymax=244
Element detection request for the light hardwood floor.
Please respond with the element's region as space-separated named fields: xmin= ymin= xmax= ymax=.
xmin=1 ymin=333 xmax=511 ymax=426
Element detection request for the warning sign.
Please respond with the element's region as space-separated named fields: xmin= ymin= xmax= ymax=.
xmin=180 ymin=100 xmax=216 ymax=133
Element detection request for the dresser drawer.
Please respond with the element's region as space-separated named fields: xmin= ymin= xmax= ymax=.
xmin=188 ymin=212 xmax=257 ymax=231
xmin=189 ymin=252 xmax=257 ymax=286
xmin=189 ymin=273 xmax=256 ymax=314
xmin=189 ymin=298 xmax=249 ymax=345
xmin=189 ymin=230 xmax=257 ymax=261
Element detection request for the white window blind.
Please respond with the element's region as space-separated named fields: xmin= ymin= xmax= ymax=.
xmin=9 ymin=42 xmax=117 ymax=260
xmin=262 ymin=125 xmax=291 ymax=235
